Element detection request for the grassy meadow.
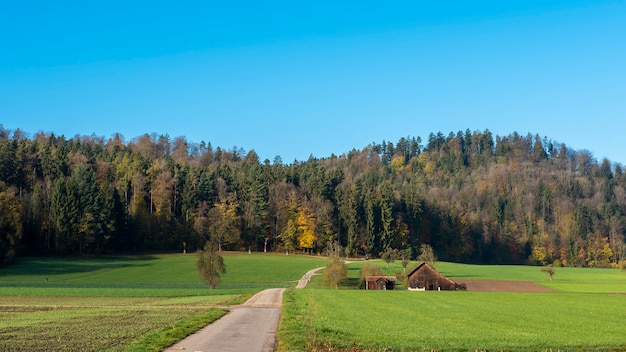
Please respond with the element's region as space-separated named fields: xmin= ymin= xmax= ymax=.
xmin=0 ymin=252 xmax=325 ymax=351
xmin=0 ymin=252 xmax=326 ymax=296
xmin=278 ymin=260 xmax=626 ymax=351
xmin=3 ymin=253 xmax=626 ymax=351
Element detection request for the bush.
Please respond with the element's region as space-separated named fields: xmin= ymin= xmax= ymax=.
xmin=540 ymin=266 xmax=556 ymax=281
xmin=323 ymin=255 xmax=347 ymax=289
xmin=395 ymin=270 xmax=407 ymax=288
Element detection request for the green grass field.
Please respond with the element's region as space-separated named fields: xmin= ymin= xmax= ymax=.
xmin=0 ymin=252 xmax=326 ymax=296
xmin=279 ymin=289 xmax=626 ymax=352
xmin=278 ymin=260 xmax=626 ymax=351
xmin=0 ymin=252 xmax=325 ymax=351
xmin=3 ymin=254 xmax=625 ymax=351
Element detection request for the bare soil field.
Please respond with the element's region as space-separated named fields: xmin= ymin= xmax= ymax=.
xmin=453 ymin=279 xmax=555 ymax=292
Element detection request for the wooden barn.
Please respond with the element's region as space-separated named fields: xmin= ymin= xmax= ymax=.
xmin=365 ymin=276 xmax=396 ymax=290
xmin=407 ymin=262 xmax=459 ymax=291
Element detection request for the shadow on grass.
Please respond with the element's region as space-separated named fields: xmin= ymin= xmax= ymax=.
xmin=3 ymin=256 xmax=157 ymax=279
xmin=339 ymin=277 xmax=360 ymax=289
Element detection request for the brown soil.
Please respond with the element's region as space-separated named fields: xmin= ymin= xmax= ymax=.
xmin=451 ymin=279 xmax=555 ymax=292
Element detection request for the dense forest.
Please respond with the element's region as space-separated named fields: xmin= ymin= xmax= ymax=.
xmin=1 ymin=126 xmax=625 ymax=268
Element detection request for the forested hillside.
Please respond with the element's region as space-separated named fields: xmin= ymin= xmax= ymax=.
xmin=1 ymin=127 xmax=624 ymax=268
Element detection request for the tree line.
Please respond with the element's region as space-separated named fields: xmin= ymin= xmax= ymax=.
xmin=0 ymin=126 xmax=624 ymax=268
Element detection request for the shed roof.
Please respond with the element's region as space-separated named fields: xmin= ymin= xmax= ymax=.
xmin=365 ymin=276 xmax=397 ymax=282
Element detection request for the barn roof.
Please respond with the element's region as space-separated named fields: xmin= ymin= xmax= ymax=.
xmin=407 ymin=262 xmax=457 ymax=285
xmin=407 ymin=262 xmax=434 ymax=276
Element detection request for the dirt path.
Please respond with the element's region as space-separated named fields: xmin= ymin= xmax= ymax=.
xmin=164 ymin=288 xmax=285 ymax=352
xmin=163 ymin=266 xmax=323 ymax=352
xmin=295 ymin=266 xmax=324 ymax=289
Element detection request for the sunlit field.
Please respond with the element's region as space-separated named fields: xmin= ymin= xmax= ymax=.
xmin=0 ymin=252 xmax=325 ymax=351
xmin=0 ymin=252 xmax=326 ymax=296
xmin=4 ymin=254 xmax=625 ymax=351
xmin=278 ymin=261 xmax=626 ymax=351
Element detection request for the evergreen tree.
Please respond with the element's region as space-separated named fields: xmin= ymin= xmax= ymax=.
xmin=1 ymin=128 xmax=625 ymax=268
xmin=0 ymin=183 xmax=23 ymax=265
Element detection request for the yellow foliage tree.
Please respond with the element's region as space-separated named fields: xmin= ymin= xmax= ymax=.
xmin=296 ymin=203 xmax=316 ymax=252
xmin=390 ymin=155 xmax=405 ymax=172
xmin=209 ymin=193 xmax=241 ymax=251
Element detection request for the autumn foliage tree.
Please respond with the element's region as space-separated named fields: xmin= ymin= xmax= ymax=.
xmin=296 ymin=202 xmax=316 ymax=253
xmin=324 ymin=243 xmax=348 ymax=289
xmin=209 ymin=192 xmax=240 ymax=251
xmin=281 ymin=193 xmax=316 ymax=253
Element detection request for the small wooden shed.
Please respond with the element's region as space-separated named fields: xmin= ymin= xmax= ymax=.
xmin=365 ymin=276 xmax=396 ymax=290
xmin=407 ymin=262 xmax=459 ymax=291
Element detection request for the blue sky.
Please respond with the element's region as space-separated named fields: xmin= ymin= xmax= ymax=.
xmin=1 ymin=1 xmax=625 ymax=163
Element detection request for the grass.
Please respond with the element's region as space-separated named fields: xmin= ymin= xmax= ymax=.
xmin=0 ymin=252 xmax=325 ymax=351
xmin=279 ymin=260 xmax=626 ymax=351
xmin=279 ymin=289 xmax=626 ymax=352
xmin=436 ymin=261 xmax=626 ymax=293
xmin=0 ymin=303 xmax=226 ymax=352
xmin=0 ymin=252 xmax=326 ymax=296
xmin=4 ymin=254 xmax=625 ymax=351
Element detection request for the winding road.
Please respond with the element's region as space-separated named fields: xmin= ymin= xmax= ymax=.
xmin=164 ymin=266 xmax=324 ymax=352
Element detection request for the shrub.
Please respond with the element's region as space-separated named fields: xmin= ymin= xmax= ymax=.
xmin=395 ymin=270 xmax=407 ymax=288
xmin=323 ymin=255 xmax=347 ymax=289
xmin=540 ymin=266 xmax=556 ymax=281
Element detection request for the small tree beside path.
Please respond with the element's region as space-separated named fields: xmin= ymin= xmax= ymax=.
xmin=197 ymin=241 xmax=226 ymax=289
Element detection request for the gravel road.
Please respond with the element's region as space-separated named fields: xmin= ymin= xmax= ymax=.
xmin=295 ymin=266 xmax=324 ymax=288
xmin=164 ymin=267 xmax=325 ymax=352
xmin=163 ymin=288 xmax=285 ymax=352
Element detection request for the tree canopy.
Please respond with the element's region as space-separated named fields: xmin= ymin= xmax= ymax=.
xmin=0 ymin=126 xmax=625 ymax=268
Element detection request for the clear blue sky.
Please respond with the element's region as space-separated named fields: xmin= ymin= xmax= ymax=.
xmin=1 ymin=1 xmax=625 ymax=163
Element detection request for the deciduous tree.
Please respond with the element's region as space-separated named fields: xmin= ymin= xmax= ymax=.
xmin=196 ymin=241 xmax=226 ymax=289
xmin=417 ymin=243 xmax=437 ymax=267
xmin=209 ymin=192 xmax=241 ymax=251
xmin=380 ymin=247 xmax=399 ymax=268
xmin=359 ymin=263 xmax=383 ymax=289
xmin=323 ymin=253 xmax=347 ymax=289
